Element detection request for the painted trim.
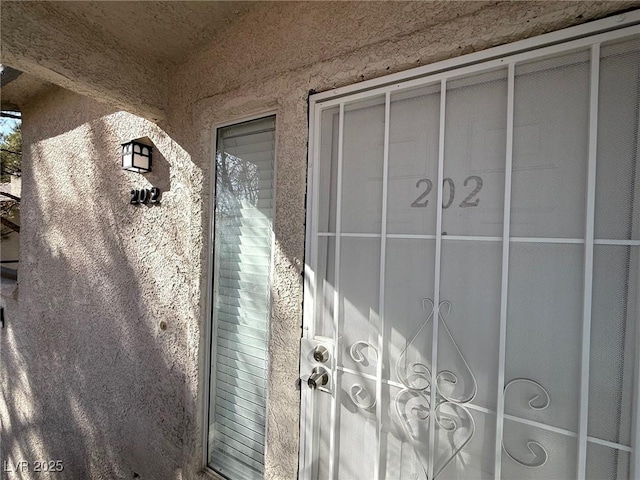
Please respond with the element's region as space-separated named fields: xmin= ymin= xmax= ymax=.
xmin=576 ymin=43 xmax=601 ymax=479
xmin=374 ymin=92 xmax=391 ymax=480
xmin=494 ymin=62 xmax=515 ymax=480
xmin=328 ymin=103 xmax=345 ymax=480
xmin=201 ymin=121 xmax=219 ymax=473
xmin=202 ymin=109 xmax=278 ymax=479
xmin=427 ymin=79 xmax=447 ymax=480
xmin=299 ymin=97 xmax=324 ymax=480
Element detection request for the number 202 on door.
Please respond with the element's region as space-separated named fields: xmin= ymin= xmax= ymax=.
xmin=411 ymin=175 xmax=482 ymax=208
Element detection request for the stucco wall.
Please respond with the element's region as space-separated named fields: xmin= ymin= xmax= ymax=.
xmin=0 ymin=88 xmax=202 ymax=479
xmin=172 ymin=3 xmax=639 ymax=480
xmin=2 ymin=2 xmax=638 ymax=480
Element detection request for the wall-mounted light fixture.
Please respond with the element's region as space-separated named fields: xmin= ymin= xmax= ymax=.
xmin=121 ymin=140 xmax=152 ymax=173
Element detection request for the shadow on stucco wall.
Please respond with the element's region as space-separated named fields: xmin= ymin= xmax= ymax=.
xmin=1 ymin=82 xmax=308 ymax=480
xmin=0 ymin=91 xmax=199 ymax=480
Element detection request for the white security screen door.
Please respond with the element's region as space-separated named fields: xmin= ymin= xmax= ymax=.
xmin=300 ymin=19 xmax=640 ymax=480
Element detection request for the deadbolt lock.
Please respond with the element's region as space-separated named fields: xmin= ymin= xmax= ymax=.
xmin=312 ymin=345 xmax=330 ymax=363
xmin=307 ymin=366 xmax=329 ymax=390
xmin=300 ymin=337 xmax=333 ymax=393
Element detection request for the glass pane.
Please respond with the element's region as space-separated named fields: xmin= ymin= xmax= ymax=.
xmin=341 ymin=97 xmax=386 ymax=233
xmin=511 ymin=50 xmax=590 ymax=238
xmin=387 ymin=84 xmax=441 ymax=235
xmin=442 ymin=69 xmax=508 ymax=237
xmin=595 ymin=37 xmax=640 ymax=241
xmin=208 ymin=115 xmax=275 ymax=480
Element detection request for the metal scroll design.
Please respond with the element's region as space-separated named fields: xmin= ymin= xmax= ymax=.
xmin=347 ymin=341 xmax=378 ymax=410
xmin=344 ymin=299 xmax=552 ymax=476
xmin=350 ymin=340 xmax=378 ymax=366
xmin=393 ymin=299 xmax=477 ymax=479
xmin=502 ymin=379 xmax=550 ymax=468
xmin=349 ymin=383 xmax=377 ymax=410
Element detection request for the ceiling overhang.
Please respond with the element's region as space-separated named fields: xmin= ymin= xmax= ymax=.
xmin=0 ymin=1 xmax=256 ymax=120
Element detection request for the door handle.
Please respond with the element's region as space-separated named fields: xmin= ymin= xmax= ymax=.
xmin=307 ymin=366 xmax=329 ymax=390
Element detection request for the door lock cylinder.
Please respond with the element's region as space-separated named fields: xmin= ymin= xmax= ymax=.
xmin=307 ymin=366 xmax=329 ymax=390
xmin=312 ymin=345 xmax=330 ymax=363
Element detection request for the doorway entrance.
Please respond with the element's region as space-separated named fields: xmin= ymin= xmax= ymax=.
xmin=301 ymin=19 xmax=640 ymax=480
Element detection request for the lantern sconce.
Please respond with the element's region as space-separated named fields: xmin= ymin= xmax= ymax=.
xmin=121 ymin=139 xmax=152 ymax=173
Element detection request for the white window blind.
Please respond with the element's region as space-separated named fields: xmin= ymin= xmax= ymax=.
xmin=208 ymin=115 xmax=275 ymax=480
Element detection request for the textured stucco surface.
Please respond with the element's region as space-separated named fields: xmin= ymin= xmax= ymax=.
xmin=1 ymin=1 xmax=168 ymax=121
xmin=173 ymin=4 xmax=639 ymax=480
xmin=0 ymin=73 xmax=54 ymax=112
xmin=2 ymin=2 xmax=639 ymax=480
xmin=1 ymin=88 xmax=202 ymax=479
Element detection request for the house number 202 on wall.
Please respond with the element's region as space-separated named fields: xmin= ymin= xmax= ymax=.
xmin=411 ymin=175 xmax=483 ymax=209
xmin=130 ymin=187 xmax=161 ymax=205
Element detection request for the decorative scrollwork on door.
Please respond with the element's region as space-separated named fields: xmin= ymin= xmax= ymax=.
xmin=394 ymin=393 xmax=475 ymax=479
xmin=345 ymin=299 xmax=483 ymax=477
xmin=504 ymin=378 xmax=550 ymax=411
xmin=346 ymin=341 xmax=378 ymax=410
xmin=393 ymin=299 xmax=477 ymax=479
xmin=432 ymin=401 xmax=475 ymax=476
xmin=349 ymin=340 xmax=378 ymax=366
xmin=502 ymin=378 xmax=550 ymax=468
xmin=396 ymin=299 xmax=477 ymax=402
xmin=349 ymin=383 xmax=377 ymax=410
xmin=395 ymin=300 xmax=435 ymax=392
xmin=503 ymin=439 xmax=548 ymax=468
xmin=395 ymin=389 xmax=431 ymax=437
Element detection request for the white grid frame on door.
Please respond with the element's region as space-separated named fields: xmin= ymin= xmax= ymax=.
xmin=301 ymin=11 xmax=640 ymax=480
